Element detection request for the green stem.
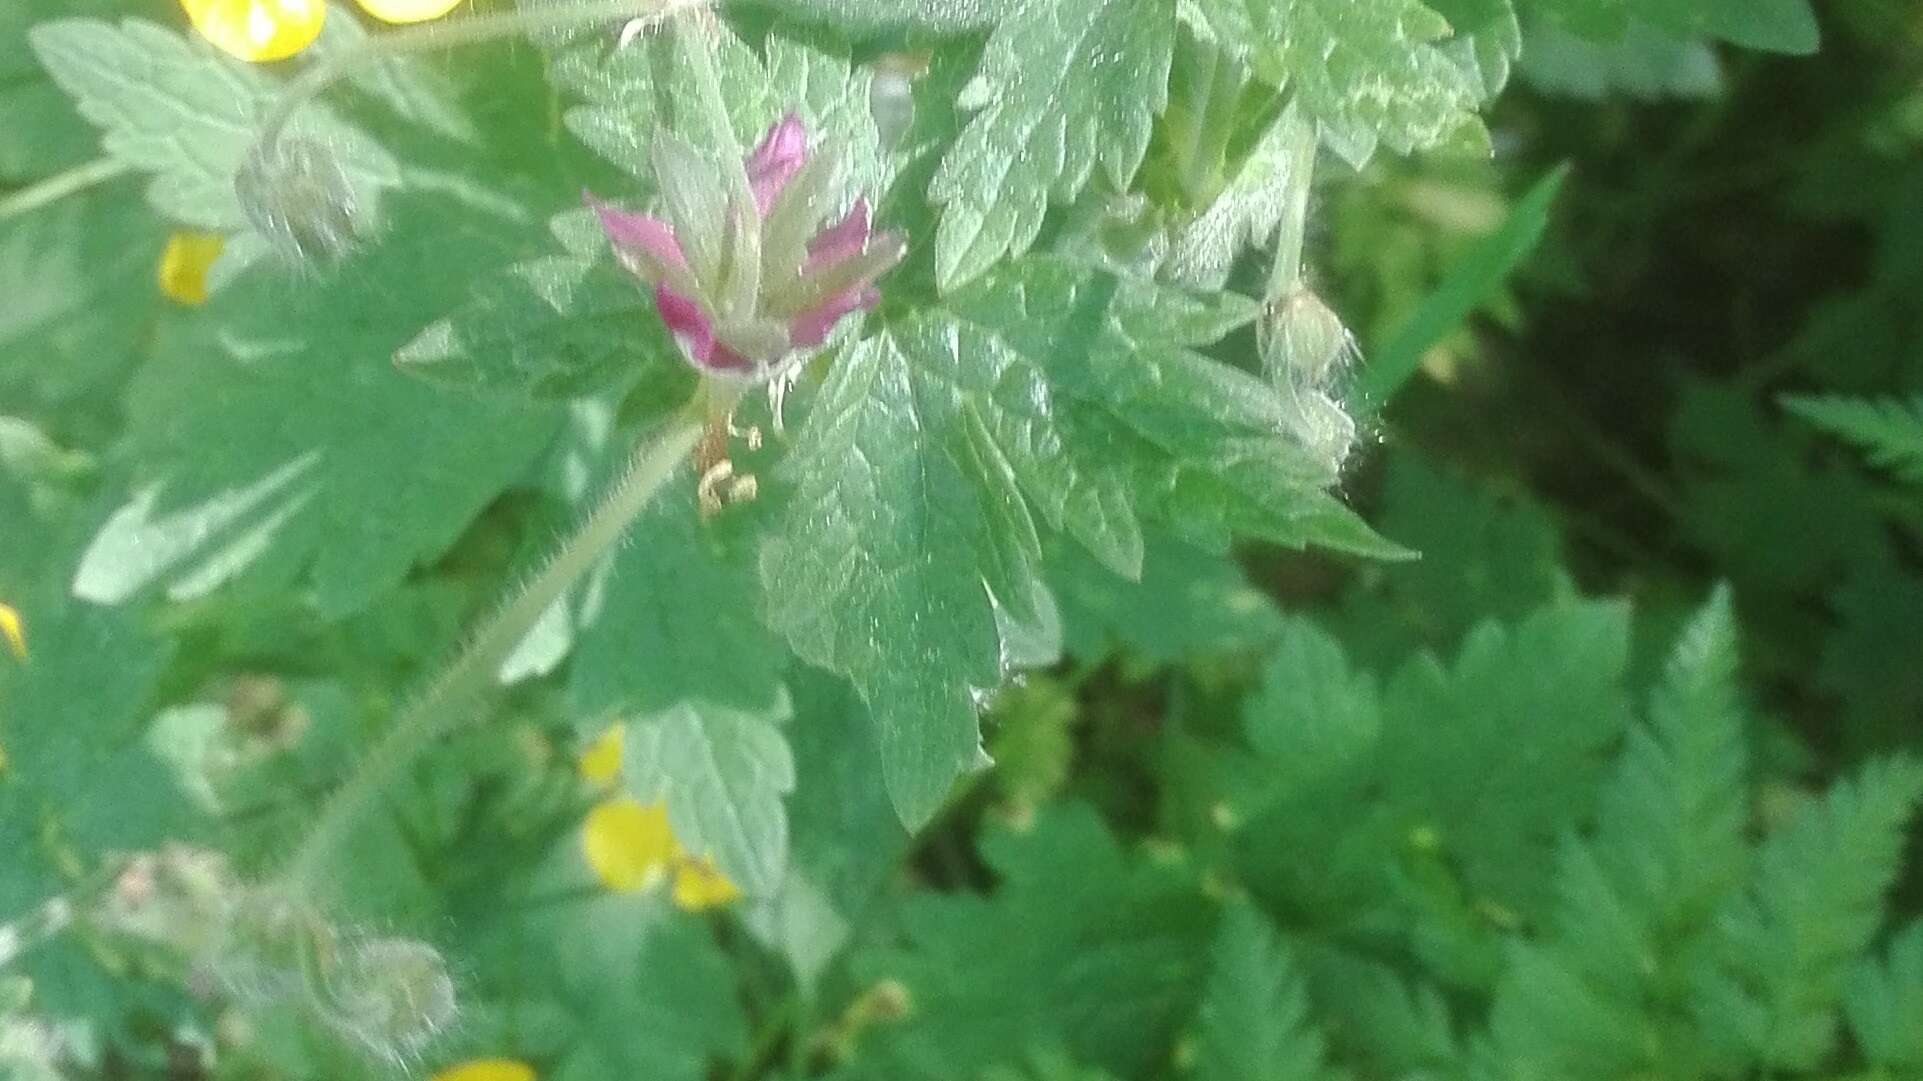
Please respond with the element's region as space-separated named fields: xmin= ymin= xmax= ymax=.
xmin=280 ymin=409 xmax=705 ymax=895
xmin=253 ymin=0 xmax=711 ymax=165
xmin=1263 ymin=100 xmax=1316 ymax=301
xmin=0 ymin=158 xmax=130 ymax=221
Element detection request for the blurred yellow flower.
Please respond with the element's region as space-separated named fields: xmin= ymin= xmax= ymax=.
xmin=578 ymin=725 xmax=623 ymax=786
xmin=582 ymin=797 xmax=676 ymax=893
xmin=157 ymin=232 xmax=226 ymax=307
xmin=580 ymin=795 xmax=742 ymax=910
xmin=671 ymin=857 xmax=742 ymax=911
xmin=429 ymin=1060 xmax=536 ymax=1081
xmin=0 ymin=603 xmax=25 ymax=661
xmin=354 ymin=0 xmax=465 ymax=24
xmin=178 ymin=0 xmax=325 ymax=63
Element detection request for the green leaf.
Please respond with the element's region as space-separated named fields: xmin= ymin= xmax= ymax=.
xmin=1692 ymin=757 xmax=1923 ymax=1072
xmin=550 ymin=911 xmax=750 ymax=1081
xmin=1479 ymin=589 xmax=1751 ymax=1080
xmin=1192 ymin=0 xmax=1485 ymax=166
xmin=0 ymin=478 xmax=201 ymax=1021
xmin=72 ymin=195 xmax=561 ymax=616
xmin=397 ymin=251 xmax=679 ymax=400
xmin=1300 ymin=948 xmax=1458 ymax=1075
xmin=779 ymin=0 xmax=1013 ymax=32
xmin=27 ymin=17 xmax=399 ymax=238
xmin=309 ymin=3 xmax=476 ymax=145
xmin=1548 ymin=0 xmax=1820 ymax=55
xmin=1517 ymin=21 xmax=1724 ymax=101
xmin=767 ymin=260 xmax=1388 ymax=824
xmin=1163 ymin=99 xmax=1316 ymax=292
xmin=936 ymin=257 xmax=1398 ymax=562
xmin=1427 ymin=0 xmax=1522 ymax=99
xmin=1049 ymin=530 xmax=1283 ymax=666
xmin=1333 ymin=452 xmax=1569 ymax=663
xmin=568 ymin=485 xmax=786 ymax=719
xmin=1784 ymin=394 xmax=1923 ymax=487
xmin=1846 ymin=920 xmax=1923 ymax=1071
xmin=928 ymin=0 xmax=1175 ymax=289
xmin=622 ymin=698 xmax=796 ymax=898
xmin=1243 ymin=618 xmax=1381 ymax=792
xmin=1376 ymin=600 xmax=1633 ymax=921
xmin=1590 ymin=585 xmax=1749 ymax=925
xmin=1687 ymin=0 xmax=1818 ymax=54
xmin=761 ymin=334 xmax=1026 ymax=826
xmin=553 ymin=18 xmax=889 ymax=205
xmin=0 ymin=177 xmax=161 ymax=430
xmin=750 ymin=669 xmax=907 ymax=986
xmin=1358 ymin=165 xmax=1566 ymax=414
xmin=1483 ymin=938 xmax=1651 ymax=1079
xmin=1192 ymin=904 xmax=1333 ymax=1081
xmin=849 ymin=804 xmax=1213 ymax=1079
xmin=0 ymin=0 xmax=101 ymax=182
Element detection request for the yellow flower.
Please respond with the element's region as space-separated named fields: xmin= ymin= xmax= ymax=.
xmin=581 ymin=798 xmax=676 ymax=893
xmin=353 ymin=0 xmax=465 ymax=24
xmin=579 ymin=796 xmax=742 ymax=910
xmin=157 ymin=232 xmax=226 ymax=307
xmin=670 ymin=857 xmax=742 ymax=911
xmin=577 ymin=725 xmax=623 ymax=787
xmin=178 ymin=0 xmax=325 ymax=63
xmin=429 ymin=1060 xmax=536 ymax=1081
xmin=0 ymin=603 xmax=25 ymax=661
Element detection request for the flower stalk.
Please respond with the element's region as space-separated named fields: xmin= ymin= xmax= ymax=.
xmin=1262 ymin=99 xmax=1317 ymax=302
xmin=0 ymin=158 xmax=130 ymax=222
xmin=281 ymin=408 xmax=704 ymax=895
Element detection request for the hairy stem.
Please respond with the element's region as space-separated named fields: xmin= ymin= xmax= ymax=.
xmin=1264 ymin=100 xmax=1317 ymax=301
xmin=252 ymin=0 xmax=711 ymax=165
xmin=0 ymin=158 xmax=130 ymax=221
xmin=280 ymin=409 xmax=704 ymax=894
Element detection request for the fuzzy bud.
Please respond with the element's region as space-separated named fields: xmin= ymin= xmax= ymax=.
xmin=1259 ymin=288 xmax=1361 ymax=473
xmin=236 ymin=138 xmax=367 ymax=264
xmin=1261 ymin=288 xmax=1355 ymax=391
xmin=320 ymin=937 xmax=458 ymax=1064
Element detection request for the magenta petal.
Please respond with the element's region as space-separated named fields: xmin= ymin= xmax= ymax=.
xmin=653 ymin=285 xmax=755 ymax=373
xmin=589 ymin=194 xmax=688 ymax=274
xmin=746 ymin=113 xmax=809 ymax=214
xmin=789 ymin=285 xmax=878 ymax=348
xmin=654 ymin=284 xmax=718 ymax=366
xmin=707 ymin=341 xmax=755 ymax=372
xmin=804 ymin=198 xmax=871 ymax=273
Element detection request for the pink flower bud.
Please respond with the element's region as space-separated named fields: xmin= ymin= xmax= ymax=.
xmin=746 ymin=112 xmax=810 ymax=213
xmin=588 ymin=114 xmax=904 ymax=379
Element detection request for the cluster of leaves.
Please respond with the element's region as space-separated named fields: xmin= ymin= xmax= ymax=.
xmin=9 ymin=0 xmax=1923 ymax=1077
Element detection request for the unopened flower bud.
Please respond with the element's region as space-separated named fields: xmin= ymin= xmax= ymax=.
xmin=236 ymin=138 xmax=368 ymax=264
xmin=1260 ymin=288 xmax=1355 ymax=391
xmin=1259 ymin=288 xmax=1360 ymax=473
xmin=321 ymin=937 xmax=458 ymax=1064
xmin=588 ymin=113 xmax=904 ymax=379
